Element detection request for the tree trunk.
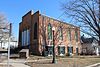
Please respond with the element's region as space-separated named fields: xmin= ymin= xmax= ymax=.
xmin=99 ymin=37 xmax=100 ymax=46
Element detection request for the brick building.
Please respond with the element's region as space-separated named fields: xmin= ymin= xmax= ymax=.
xmin=18 ymin=10 xmax=81 ymax=56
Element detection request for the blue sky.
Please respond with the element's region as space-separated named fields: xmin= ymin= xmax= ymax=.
xmin=0 ymin=0 xmax=69 ymax=39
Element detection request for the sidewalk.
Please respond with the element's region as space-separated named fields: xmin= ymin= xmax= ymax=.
xmin=86 ymin=63 xmax=100 ymax=67
xmin=0 ymin=59 xmax=30 ymax=67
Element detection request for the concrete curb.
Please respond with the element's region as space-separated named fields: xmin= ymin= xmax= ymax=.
xmin=86 ymin=63 xmax=100 ymax=67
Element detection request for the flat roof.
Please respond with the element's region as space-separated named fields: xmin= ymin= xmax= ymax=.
xmin=20 ymin=49 xmax=29 ymax=52
xmin=0 ymin=48 xmax=7 ymax=52
xmin=41 ymin=14 xmax=79 ymax=28
xmin=20 ymin=10 xmax=79 ymax=29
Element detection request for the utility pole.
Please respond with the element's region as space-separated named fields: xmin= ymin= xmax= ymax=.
xmin=7 ymin=23 xmax=12 ymax=67
xmin=7 ymin=36 xmax=10 ymax=67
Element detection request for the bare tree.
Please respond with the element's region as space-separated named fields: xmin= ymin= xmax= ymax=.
xmin=61 ymin=0 xmax=100 ymax=45
xmin=0 ymin=13 xmax=10 ymax=48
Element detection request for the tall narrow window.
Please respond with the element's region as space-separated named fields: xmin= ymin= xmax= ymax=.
xmin=59 ymin=27 xmax=63 ymax=40
xmin=27 ymin=29 xmax=30 ymax=47
xmin=19 ymin=31 xmax=21 ymax=44
xmin=75 ymin=30 xmax=78 ymax=42
xmin=28 ymin=30 xmax=30 ymax=45
xmin=24 ymin=29 xmax=27 ymax=46
xmin=23 ymin=30 xmax=26 ymax=46
xmin=22 ymin=31 xmax=24 ymax=46
xmin=34 ymin=23 xmax=37 ymax=39
xmin=68 ymin=29 xmax=71 ymax=41
xmin=27 ymin=29 xmax=30 ymax=45
xmin=48 ymin=23 xmax=52 ymax=40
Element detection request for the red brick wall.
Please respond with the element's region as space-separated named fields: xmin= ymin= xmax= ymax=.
xmin=19 ymin=10 xmax=81 ymax=55
xmin=38 ymin=15 xmax=81 ymax=55
xmin=18 ymin=11 xmax=33 ymax=47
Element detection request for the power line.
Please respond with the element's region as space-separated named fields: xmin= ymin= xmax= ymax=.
xmin=56 ymin=11 xmax=65 ymax=19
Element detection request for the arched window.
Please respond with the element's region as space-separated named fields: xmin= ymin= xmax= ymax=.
xmin=75 ymin=30 xmax=78 ymax=42
xmin=59 ymin=26 xmax=63 ymax=40
xmin=34 ymin=22 xmax=37 ymax=39
xmin=68 ymin=28 xmax=71 ymax=41
xmin=48 ymin=23 xmax=52 ymax=40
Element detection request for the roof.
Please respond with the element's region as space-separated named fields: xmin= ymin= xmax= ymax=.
xmin=41 ymin=14 xmax=79 ymax=28
xmin=81 ymin=35 xmax=94 ymax=44
xmin=20 ymin=49 xmax=29 ymax=52
xmin=0 ymin=48 xmax=7 ymax=52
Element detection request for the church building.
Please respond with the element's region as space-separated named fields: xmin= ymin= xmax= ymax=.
xmin=18 ymin=10 xmax=81 ymax=56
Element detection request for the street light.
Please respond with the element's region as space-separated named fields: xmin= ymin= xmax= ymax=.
xmin=52 ymin=27 xmax=56 ymax=63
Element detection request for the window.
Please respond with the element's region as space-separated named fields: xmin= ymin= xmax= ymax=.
xmin=76 ymin=48 xmax=78 ymax=55
xmin=34 ymin=23 xmax=37 ymax=39
xmin=27 ymin=29 xmax=30 ymax=45
xmin=68 ymin=29 xmax=71 ymax=41
xmin=48 ymin=23 xmax=52 ymax=40
xmin=25 ymin=30 xmax=27 ymax=45
xmin=58 ymin=46 xmax=65 ymax=55
xmin=59 ymin=27 xmax=63 ymax=40
xmin=67 ymin=46 xmax=73 ymax=56
xmin=23 ymin=30 xmax=26 ymax=46
xmin=19 ymin=31 xmax=21 ymax=42
xmin=21 ymin=31 xmax=24 ymax=46
xmin=75 ymin=30 xmax=78 ymax=42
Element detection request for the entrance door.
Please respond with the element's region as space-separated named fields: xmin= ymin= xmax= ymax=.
xmin=48 ymin=46 xmax=53 ymax=56
xmin=76 ymin=48 xmax=78 ymax=55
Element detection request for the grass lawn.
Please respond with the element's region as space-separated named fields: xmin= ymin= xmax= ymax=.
xmin=26 ymin=56 xmax=100 ymax=67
